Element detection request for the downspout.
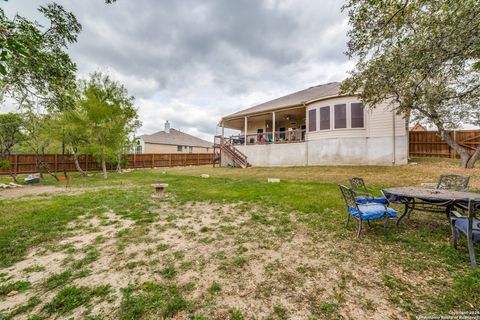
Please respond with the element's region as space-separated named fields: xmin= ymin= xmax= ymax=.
xmin=303 ymin=102 xmax=308 ymax=166
xmin=392 ymin=110 xmax=396 ymax=165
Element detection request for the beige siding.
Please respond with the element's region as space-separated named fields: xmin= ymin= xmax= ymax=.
xmin=306 ymin=96 xmax=406 ymax=141
xmin=144 ymin=143 xmax=212 ymax=153
xmin=367 ymin=100 xmax=406 ymax=137
xmin=244 ymin=117 xmax=267 ymax=135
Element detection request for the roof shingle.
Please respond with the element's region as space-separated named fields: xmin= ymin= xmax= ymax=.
xmin=222 ymin=82 xmax=342 ymax=120
xmin=139 ymin=129 xmax=212 ymax=148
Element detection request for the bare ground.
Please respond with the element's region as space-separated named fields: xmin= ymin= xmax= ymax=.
xmin=0 ymin=201 xmax=448 ymax=319
xmin=0 ymin=185 xmax=132 ymax=200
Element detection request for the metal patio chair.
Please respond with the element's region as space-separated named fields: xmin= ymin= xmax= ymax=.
xmin=349 ymin=177 xmax=389 ymax=205
xmin=450 ymin=200 xmax=480 ymax=269
xmin=339 ymin=184 xmax=398 ymax=238
xmin=437 ymin=174 xmax=470 ymax=192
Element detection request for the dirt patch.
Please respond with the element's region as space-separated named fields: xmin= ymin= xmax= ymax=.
xmin=0 ymin=201 xmax=436 ymax=319
xmin=0 ymin=185 xmax=136 ymax=200
xmin=0 ymin=185 xmax=68 ymax=200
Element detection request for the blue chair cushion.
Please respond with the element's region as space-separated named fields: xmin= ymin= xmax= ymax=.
xmin=349 ymin=204 xmax=397 ymax=221
xmin=355 ymin=196 xmax=389 ymax=205
xmin=454 ymin=218 xmax=480 ymax=243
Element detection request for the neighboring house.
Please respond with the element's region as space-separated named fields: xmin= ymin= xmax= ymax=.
xmin=134 ymin=121 xmax=213 ymax=154
xmin=217 ymin=82 xmax=408 ymax=167
xmin=410 ymin=123 xmax=427 ymax=131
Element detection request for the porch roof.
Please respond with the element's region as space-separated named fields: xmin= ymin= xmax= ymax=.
xmin=221 ymin=82 xmax=343 ymax=122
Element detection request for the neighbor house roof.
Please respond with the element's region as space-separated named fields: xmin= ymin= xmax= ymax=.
xmin=138 ymin=129 xmax=212 ymax=148
xmin=221 ymin=82 xmax=344 ymax=121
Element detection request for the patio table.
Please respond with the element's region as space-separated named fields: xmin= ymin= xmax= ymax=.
xmin=381 ymin=187 xmax=480 ymax=226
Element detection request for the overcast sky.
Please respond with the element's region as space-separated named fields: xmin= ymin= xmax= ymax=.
xmin=1 ymin=0 xmax=353 ymax=141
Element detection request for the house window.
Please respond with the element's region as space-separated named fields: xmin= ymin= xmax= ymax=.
xmin=189 ymin=146 xmax=193 ymax=153
xmin=351 ymin=103 xmax=364 ymax=128
xmin=308 ymin=109 xmax=317 ymax=132
xmin=319 ymin=106 xmax=330 ymax=130
xmin=334 ymin=104 xmax=347 ymax=129
xmin=177 ymin=145 xmax=182 ymax=152
xmin=135 ymin=140 xmax=142 ymax=154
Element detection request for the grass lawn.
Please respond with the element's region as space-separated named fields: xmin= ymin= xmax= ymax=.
xmin=0 ymin=158 xmax=479 ymax=319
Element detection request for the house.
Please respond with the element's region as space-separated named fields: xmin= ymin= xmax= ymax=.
xmin=410 ymin=123 xmax=427 ymax=132
xmin=217 ymin=82 xmax=408 ymax=167
xmin=134 ymin=121 xmax=213 ymax=154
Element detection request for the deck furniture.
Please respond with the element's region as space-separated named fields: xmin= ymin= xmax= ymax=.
xmin=437 ymin=174 xmax=469 ymax=191
xmin=382 ymin=187 xmax=480 ymax=226
xmin=339 ymin=184 xmax=398 ymax=238
xmin=349 ymin=177 xmax=388 ymax=205
xmin=450 ymin=200 xmax=480 ymax=268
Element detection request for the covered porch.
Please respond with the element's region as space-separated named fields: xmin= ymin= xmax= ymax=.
xmin=220 ymin=106 xmax=306 ymax=145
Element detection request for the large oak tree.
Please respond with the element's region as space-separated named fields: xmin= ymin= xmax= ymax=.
xmin=341 ymin=0 xmax=480 ymax=168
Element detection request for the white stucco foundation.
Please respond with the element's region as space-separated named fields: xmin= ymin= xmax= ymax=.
xmin=307 ymin=136 xmax=408 ymax=166
xmin=234 ymin=136 xmax=408 ymax=167
xmin=237 ymin=143 xmax=306 ymax=167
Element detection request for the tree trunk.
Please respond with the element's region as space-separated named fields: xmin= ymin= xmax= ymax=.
xmin=8 ymin=172 xmax=18 ymax=184
xmin=48 ymin=170 xmax=60 ymax=181
xmin=437 ymin=127 xmax=472 ymax=168
xmin=6 ymin=159 xmax=18 ymax=184
xmin=62 ymin=141 xmax=68 ymax=178
xmin=69 ymin=146 xmax=86 ymax=176
xmin=404 ymin=109 xmax=411 ymax=160
xmin=466 ymin=146 xmax=480 ymax=169
xmin=116 ymin=152 xmax=122 ymax=173
xmin=101 ymin=155 xmax=108 ymax=179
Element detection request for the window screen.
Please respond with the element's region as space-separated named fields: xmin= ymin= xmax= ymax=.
xmin=351 ymin=103 xmax=364 ymax=128
xmin=320 ymin=106 xmax=330 ymax=130
xmin=177 ymin=145 xmax=182 ymax=152
xmin=308 ymin=109 xmax=317 ymax=132
xmin=334 ymin=104 xmax=347 ymax=129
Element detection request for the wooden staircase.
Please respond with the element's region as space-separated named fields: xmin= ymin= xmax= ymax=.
xmin=214 ymin=136 xmax=251 ymax=168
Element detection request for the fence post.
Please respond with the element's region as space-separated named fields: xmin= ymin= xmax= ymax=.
xmin=54 ymin=154 xmax=58 ymax=173
xmin=451 ymin=131 xmax=457 ymax=159
xmin=133 ymin=153 xmax=136 ymax=169
xmin=151 ymin=154 xmax=155 ymax=168
xmin=14 ymin=154 xmax=18 ymax=174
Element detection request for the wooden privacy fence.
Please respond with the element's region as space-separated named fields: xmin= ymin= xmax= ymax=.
xmin=0 ymin=153 xmax=214 ymax=175
xmin=409 ymin=130 xmax=480 ymax=158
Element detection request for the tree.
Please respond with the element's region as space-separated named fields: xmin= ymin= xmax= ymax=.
xmin=78 ymin=73 xmax=140 ymax=179
xmin=48 ymin=105 xmax=89 ymax=176
xmin=0 ymin=113 xmax=24 ymax=182
xmin=0 ymin=4 xmax=81 ymax=112
xmin=20 ymin=111 xmax=62 ymax=180
xmin=341 ymin=0 xmax=480 ymax=168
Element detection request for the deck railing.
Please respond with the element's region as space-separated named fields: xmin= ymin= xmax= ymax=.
xmin=224 ymin=129 xmax=306 ymax=145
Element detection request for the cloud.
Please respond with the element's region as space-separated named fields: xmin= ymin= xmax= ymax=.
xmin=1 ymin=0 xmax=351 ymax=140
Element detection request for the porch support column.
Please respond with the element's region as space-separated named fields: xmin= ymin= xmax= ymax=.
xmin=244 ymin=116 xmax=248 ymax=146
xmin=272 ymin=111 xmax=276 ymax=144
xmin=221 ymin=124 xmax=224 ymax=143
